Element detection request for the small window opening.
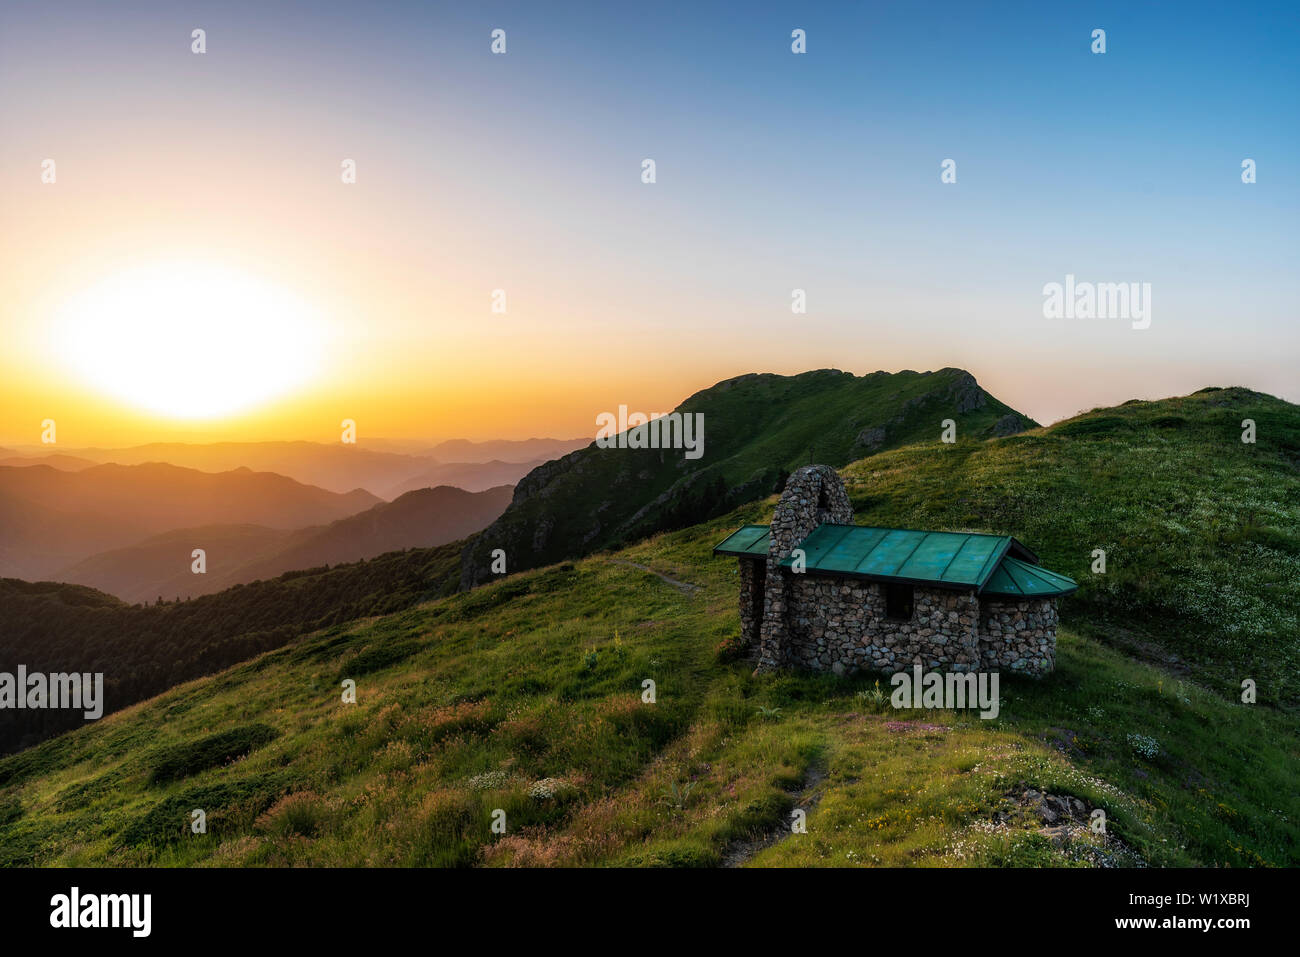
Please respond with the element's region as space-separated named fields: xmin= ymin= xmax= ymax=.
xmin=884 ymin=583 xmax=914 ymax=621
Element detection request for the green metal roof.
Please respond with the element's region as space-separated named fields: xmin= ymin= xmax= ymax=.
xmin=712 ymin=522 xmax=1075 ymax=597
xmin=712 ymin=524 xmax=771 ymax=557
xmin=981 ymin=555 xmax=1078 ymax=598
xmin=776 ymin=524 xmax=1016 ymax=588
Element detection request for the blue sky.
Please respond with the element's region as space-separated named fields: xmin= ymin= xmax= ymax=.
xmin=1 ymin=0 xmax=1295 ymax=439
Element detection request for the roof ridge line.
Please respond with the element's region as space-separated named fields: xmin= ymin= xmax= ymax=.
xmin=974 ymin=539 xmax=1014 ymax=592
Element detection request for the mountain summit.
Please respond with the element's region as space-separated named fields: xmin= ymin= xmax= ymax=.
xmin=461 ymin=368 xmax=1033 ymax=588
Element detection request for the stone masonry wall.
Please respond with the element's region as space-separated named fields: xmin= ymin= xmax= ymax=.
xmin=772 ymin=579 xmax=1057 ymax=677
xmin=783 ymin=579 xmax=982 ymax=675
xmin=978 ymin=597 xmax=1057 ymax=674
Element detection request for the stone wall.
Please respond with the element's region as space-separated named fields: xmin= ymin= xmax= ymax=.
xmin=755 ymin=465 xmax=854 ymax=672
xmin=978 ymin=597 xmax=1056 ymax=674
xmin=783 ymin=578 xmax=983 ymax=675
xmin=762 ymin=577 xmax=1058 ymax=677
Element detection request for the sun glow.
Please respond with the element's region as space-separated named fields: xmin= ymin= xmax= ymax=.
xmin=51 ymin=262 xmax=326 ymax=419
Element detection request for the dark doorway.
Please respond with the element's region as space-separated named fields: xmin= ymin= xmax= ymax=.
xmin=752 ymin=560 xmax=766 ymax=624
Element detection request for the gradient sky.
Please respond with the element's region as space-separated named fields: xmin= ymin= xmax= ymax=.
xmin=1 ymin=0 xmax=1296 ymax=446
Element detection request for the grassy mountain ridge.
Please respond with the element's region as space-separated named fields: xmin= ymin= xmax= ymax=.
xmin=461 ymin=368 xmax=1034 ymax=588
xmin=839 ymin=385 xmax=1300 ymax=704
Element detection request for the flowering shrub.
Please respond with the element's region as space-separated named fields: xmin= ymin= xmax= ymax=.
xmin=1127 ymin=733 xmax=1160 ymax=759
xmin=714 ymin=632 xmax=749 ymax=663
xmin=467 ymin=770 xmax=510 ymax=791
xmin=528 ymin=777 xmax=574 ymax=800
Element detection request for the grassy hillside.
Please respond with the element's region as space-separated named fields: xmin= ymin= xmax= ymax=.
xmin=1 ymin=512 xmax=1293 ymax=868
xmin=461 ymin=368 xmax=1033 ymax=587
xmin=840 ymin=386 xmax=1300 ymax=705
xmin=2 ymin=389 xmax=1296 ymax=867
xmin=0 ymin=541 xmax=463 ymax=754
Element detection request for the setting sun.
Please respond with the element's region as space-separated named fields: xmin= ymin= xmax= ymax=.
xmin=50 ymin=262 xmax=326 ymax=419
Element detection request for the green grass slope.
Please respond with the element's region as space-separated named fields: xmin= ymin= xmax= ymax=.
xmin=460 ymin=368 xmax=1032 ymax=587
xmin=840 ymin=385 xmax=1300 ymax=705
xmin=2 ymin=388 xmax=1296 ymax=868
xmin=0 ymin=541 xmax=462 ymax=754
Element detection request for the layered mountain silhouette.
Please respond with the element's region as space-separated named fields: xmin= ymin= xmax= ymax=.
xmin=461 ymin=367 xmax=1034 ymax=587
xmin=34 ymin=442 xmax=436 ymax=498
xmin=383 ymin=459 xmax=549 ymax=498
xmin=421 ymin=437 xmax=588 ymax=463
xmin=55 ymin=484 xmax=513 ymax=604
xmin=0 ymin=462 xmax=379 ymax=581
xmin=25 ymin=437 xmax=589 ymax=497
xmin=0 ymin=453 xmax=97 ymax=471
xmin=52 ymin=524 xmax=294 ymax=604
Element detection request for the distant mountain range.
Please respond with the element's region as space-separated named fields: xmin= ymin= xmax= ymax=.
xmin=0 ymin=437 xmax=589 ymax=497
xmin=382 ymin=459 xmax=550 ymax=498
xmin=420 ymin=437 xmax=590 ymax=464
xmin=0 ymin=462 xmax=380 ymax=581
xmin=225 ymin=484 xmax=512 ymax=587
xmin=54 ymin=485 xmax=512 ymax=604
xmin=0 ymin=454 xmax=98 ymax=471
xmin=461 ymin=368 xmax=1034 ymax=587
xmin=53 ymin=524 xmax=294 ymax=605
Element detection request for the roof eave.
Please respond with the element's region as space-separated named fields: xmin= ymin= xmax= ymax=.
xmin=982 ymin=584 xmax=1078 ymax=600
xmin=1006 ymin=537 xmax=1040 ymax=564
xmin=774 ymin=563 xmax=981 ymax=592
